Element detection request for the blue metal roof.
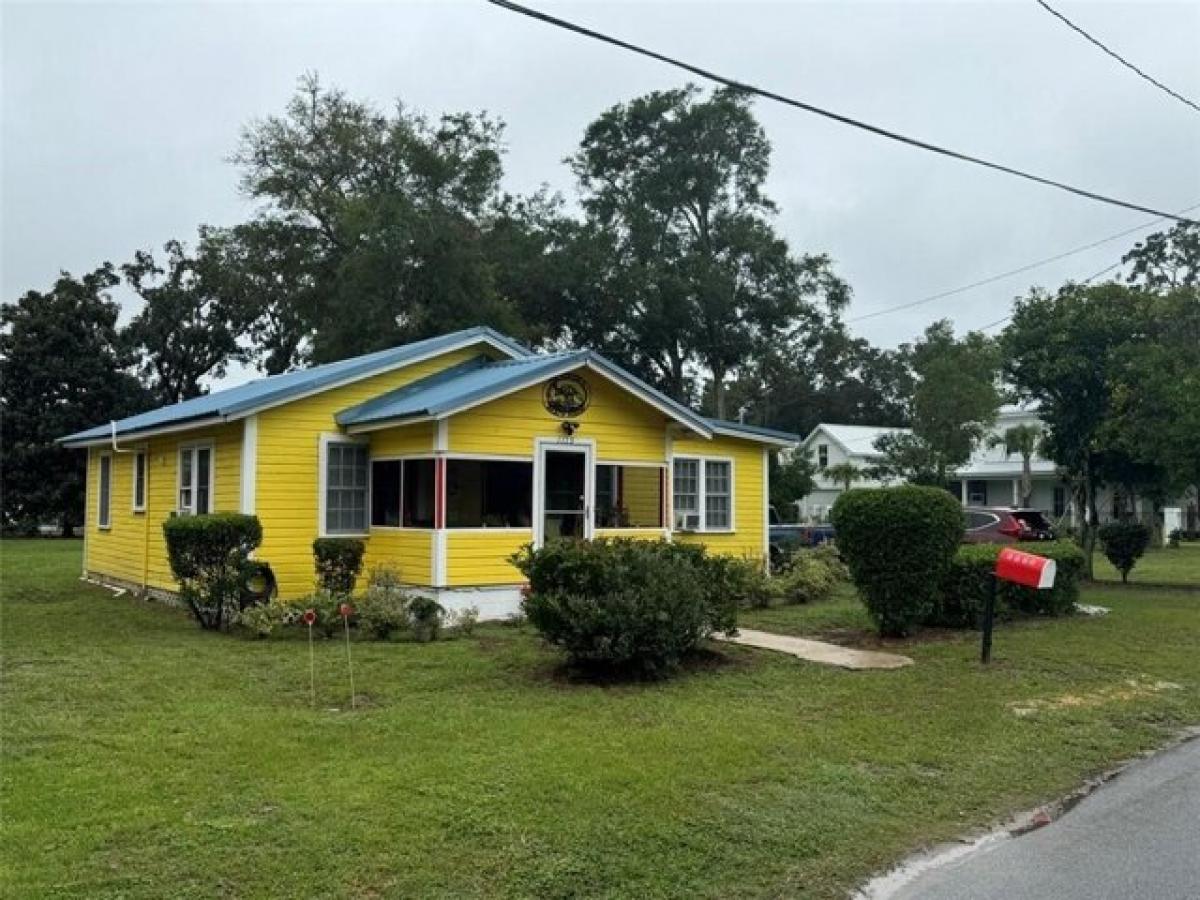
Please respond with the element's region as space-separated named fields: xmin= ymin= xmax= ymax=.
xmin=58 ymin=326 xmax=530 ymax=446
xmin=336 ymin=352 xmax=586 ymax=426
xmin=337 ymin=348 xmax=720 ymax=438
xmin=705 ymin=418 xmax=799 ymax=445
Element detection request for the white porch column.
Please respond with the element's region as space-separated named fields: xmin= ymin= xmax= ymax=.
xmin=1012 ymin=478 xmax=1020 ymax=506
xmin=959 ymin=480 xmax=967 ymax=506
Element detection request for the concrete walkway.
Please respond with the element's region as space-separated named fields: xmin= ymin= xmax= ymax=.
xmin=716 ymin=629 xmax=913 ymax=670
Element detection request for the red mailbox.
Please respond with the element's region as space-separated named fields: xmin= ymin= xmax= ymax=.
xmin=995 ymin=547 xmax=1056 ymax=590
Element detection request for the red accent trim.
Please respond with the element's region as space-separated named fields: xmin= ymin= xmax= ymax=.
xmin=434 ymin=457 xmax=446 ymax=529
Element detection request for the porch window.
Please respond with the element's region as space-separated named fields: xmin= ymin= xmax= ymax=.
xmin=98 ymin=454 xmax=112 ymax=528
xmin=596 ymin=464 xmax=664 ymax=528
xmin=178 ymin=444 xmax=213 ymax=516
xmin=967 ymin=479 xmax=988 ymax=506
xmin=446 ymin=460 xmax=532 ymax=527
xmin=672 ymin=457 xmax=733 ymax=532
xmin=369 ymin=458 xmax=436 ymax=528
xmin=323 ymin=441 xmax=368 ymax=535
xmin=132 ymin=451 xmax=147 ymax=512
xmin=817 ymin=444 xmax=828 ymax=468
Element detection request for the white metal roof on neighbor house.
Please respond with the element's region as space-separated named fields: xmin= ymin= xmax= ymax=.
xmin=802 ymin=423 xmax=911 ymax=459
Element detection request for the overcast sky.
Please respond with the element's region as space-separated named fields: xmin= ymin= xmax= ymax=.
xmin=4 ymin=0 xmax=1199 ymax=386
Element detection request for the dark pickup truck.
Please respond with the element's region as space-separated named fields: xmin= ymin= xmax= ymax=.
xmin=769 ymin=506 xmax=835 ymax=563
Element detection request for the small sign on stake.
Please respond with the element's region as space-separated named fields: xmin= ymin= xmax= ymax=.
xmin=339 ymin=602 xmax=356 ymax=709
xmin=302 ymin=608 xmax=317 ymax=707
xmin=983 ymin=548 xmax=1057 ymax=664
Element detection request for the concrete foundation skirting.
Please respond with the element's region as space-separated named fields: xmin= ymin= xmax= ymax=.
xmin=83 ymin=571 xmax=524 ymax=622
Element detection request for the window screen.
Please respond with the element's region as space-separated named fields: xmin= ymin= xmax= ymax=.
xmin=446 ymin=460 xmax=532 ymax=527
xmin=325 ymin=442 xmax=368 ymax=534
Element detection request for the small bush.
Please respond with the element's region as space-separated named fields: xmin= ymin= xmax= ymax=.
xmin=407 ymin=595 xmax=445 ymax=642
xmin=930 ymin=540 xmax=1085 ymax=627
xmin=234 ymin=602 xmax=297 ymax=639
xmin=357 ymin=583 xmax=410 ymax=640
xmin=1098 ymin=521 xmax=1153 ymax=583
xmin=511 ymin=538 xmax=738 ymax=676
xmin=830 ymin=486 xmax=964 ymax=636
xmin=163 ymin=513 xmax=263 ymax=630
xmin=313 ymin=538 xmax=366 ymax=594
xmin=448 ymin=605 xmax=480 ymax=636
xmin=772 ymin=549 xmax=846 ymax=606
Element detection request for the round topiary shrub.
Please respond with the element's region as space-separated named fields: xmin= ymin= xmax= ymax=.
xmin=1098 ymin=520 xmax=1152 ymax=583
xmin=830 ymin=485 xmax=964 ymax=636
xmin=511 ymin=538 xmax=738 ymax=677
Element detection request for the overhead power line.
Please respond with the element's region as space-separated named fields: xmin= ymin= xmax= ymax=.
xmin=486 ymin=0 xmax=1199 ymax=225
xmin=975 ymin=260 xmax=1124 ymax=333
xmin=1035 ymin=0 xmax=1200 ymax=116
xmin=845 ymin=202 xmax=1200 ymax=324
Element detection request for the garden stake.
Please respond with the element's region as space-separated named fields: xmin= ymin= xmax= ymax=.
xmin=340 ymin=602 xmax=356 ymax=709
xmin=302 ymin=609 xmax=317 ymax=707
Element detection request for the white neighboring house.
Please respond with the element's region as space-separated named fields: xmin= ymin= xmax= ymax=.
xmin=796 ymin=424 xmax=909 ymax=521
xmin=946 ymin=405 xmax=1070 ymax=517
xmin=799 ymin=405 xmax=1198 ymax=530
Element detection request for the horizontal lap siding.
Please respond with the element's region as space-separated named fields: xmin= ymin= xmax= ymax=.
xmin=255 ymin=347 xmax=483 ymax=599
xmin=372 ymin=422 xmax=435 ymax=457
xmin=448 ymin=374 xmax=668 ymax=460
xmin=85 ymin=447 xmax=145 ymax=583
xmin=594 ymin=528 xmax=666 ymax=541
xmin=364 ymin=530 xmax=433 ymax=587
xmin=86 ymin=423 xmax=243 ymax=591
xmin=672 ymin=435 xmax=766 ymax=564
xmin=445 ymin=531 xmax=532 ymax=585
xmin=621 ymin=465 xmax=662 ymax=525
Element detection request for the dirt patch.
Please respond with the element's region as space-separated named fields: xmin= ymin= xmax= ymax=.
xmin=1009 ymin=678 xmax=1183 ymax=717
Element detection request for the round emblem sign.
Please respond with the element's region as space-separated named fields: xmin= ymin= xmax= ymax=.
xmin=543 ymin=373 xmax=590 ymax=418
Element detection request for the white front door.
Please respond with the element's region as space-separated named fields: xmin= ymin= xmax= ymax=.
xmin=534 ymin=441 xmax=594 ymax=547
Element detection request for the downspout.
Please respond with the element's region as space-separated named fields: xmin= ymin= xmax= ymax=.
xmin=108 ymin=423 xmax=149 ymax=591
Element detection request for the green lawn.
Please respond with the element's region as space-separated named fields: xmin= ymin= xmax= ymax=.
xmin=3 ymin=540 xmax=1199 ymax=899
xmin=1092 ymin=543 xmax=1200 ymax=587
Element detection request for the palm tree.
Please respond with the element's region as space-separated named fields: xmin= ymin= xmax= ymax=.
xmin=990 ymin=424 xmax=1042 ymax=507
xmin=824 ymin=462 xmax=864 ymax=492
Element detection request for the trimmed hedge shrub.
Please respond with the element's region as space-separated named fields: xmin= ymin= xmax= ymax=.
xmin=163 ymin=513 xmax=263 ymax=631
xmin=511 ymin=538 xmax=739 ymax=676
xmin=313 ymin=537 xmax=366 ymax=594
xmin=1098 ymin=521 xmax=1152 ymax=583
xmin=830 ymin=486 xmax=964 ymax=636
xmin=930 ymin=539 xmax=1085 ymax=628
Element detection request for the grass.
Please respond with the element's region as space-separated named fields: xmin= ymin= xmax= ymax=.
xmin=3 ymin=539 xmax=1199 ymax=899
xmin=1092 ymin=543 xmax=1200 ymax=587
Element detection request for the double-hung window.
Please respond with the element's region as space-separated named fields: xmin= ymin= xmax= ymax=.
xmin=132 ymin=451 xmax=147 ymax=512
xmin=97 ymin=453 xmax=112 ymax=528
xmin=178 ymin=444 xmax=213 ymax=515
xmin=672 ymin=457 xmax=733 ymax=532
xmin=323 ymin=439 xmax=369 ymax=535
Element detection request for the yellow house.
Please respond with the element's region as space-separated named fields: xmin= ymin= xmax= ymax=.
xmin=60 ymin=327 xmax=797 ymax=618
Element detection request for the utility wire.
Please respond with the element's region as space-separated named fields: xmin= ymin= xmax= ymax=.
xmin=487 ymin=0 xmax=1199 ymax=225
xmin=1035 ymin=0 xmax=1200 ymax=115
xmin=846 ymin=202 xmax=1200 ymax=323
xmin=975 ymin=261 xmax=1124 ymax=332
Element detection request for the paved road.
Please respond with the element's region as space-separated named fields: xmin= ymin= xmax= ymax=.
xmin=889 ymin=738 xmax=1200 ymax=900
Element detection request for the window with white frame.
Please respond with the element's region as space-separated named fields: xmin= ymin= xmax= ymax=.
xmin=704 ymin=460 xmax=732 ymax=529
xmin=178 ymin=444 xmax=213 ymax=515
xmin=672 ymin=457 xmax=733 ymax=532
xmin=132 ymin=451 xmax=147 ymax=512
xmin=817 ymin=444 xmax=828 ymax=468
xmin=98 ymin=453 xmax=112 ymax=528
xmin=324 ymin=440 xmax=369 ymax=535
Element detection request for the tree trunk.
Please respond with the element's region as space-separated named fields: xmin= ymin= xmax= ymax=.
xmin=61 ymin=510 xmax=75 ymax=539
xmin=1020 ymin=453 xmax=1033 ymax=507
xmin=712 ymin=364 xmax=727 ymax=420
xmin=1080 ymin=465 xmax=1100 ymax=581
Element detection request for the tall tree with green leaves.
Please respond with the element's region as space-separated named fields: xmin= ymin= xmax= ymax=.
xmin=1122 ymin=221 xmax=1199 ymax=291
xmin=1003 ymin=282 xmax=1155 ymax=577
xmin=876 ymin=321 xmax=999 ymax=486
xmin=769 ymin=452 xmax=816 ymax=521
xmin=989 ymin=423 xmax=1042 ymax=507
xmin=565 ymin=84 xmax=847 ymax=415
xmin=231 ymin=74 xmax=541 ymax=364
xmin=123 ymin=240 xmax=245 ymax=403
xmin=1 ymin=267 xmax=152 ymax=535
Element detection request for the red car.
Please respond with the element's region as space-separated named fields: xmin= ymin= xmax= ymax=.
xmin=963 ymin=507 xmax=1057 ymax=544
